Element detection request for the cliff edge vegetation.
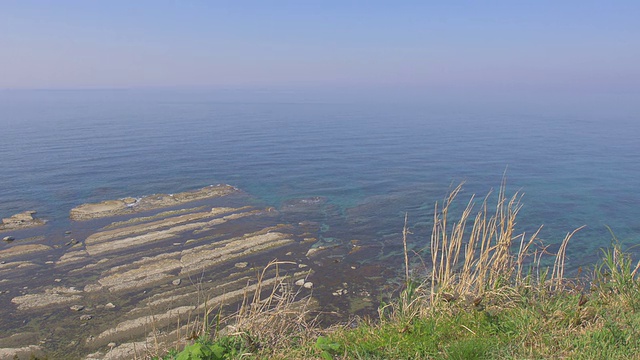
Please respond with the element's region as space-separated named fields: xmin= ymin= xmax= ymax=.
xmin=156 ymin=183 xmax=640 ymax=360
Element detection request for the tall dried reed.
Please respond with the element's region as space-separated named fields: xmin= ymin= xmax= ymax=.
xmin=428 ymin=180 xmax=583 ymax=300
xmin=226 ymin=259 xmax=318 ymax=354
xmin=388 ymin=180 xmax=583 ymax=323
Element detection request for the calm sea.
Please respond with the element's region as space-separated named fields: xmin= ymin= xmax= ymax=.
xmin=1 ymin=89 xmax=639 ymax=270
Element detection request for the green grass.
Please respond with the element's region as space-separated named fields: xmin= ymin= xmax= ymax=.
xmin=291 ymin=270 xmax=640 ymax=360
xmin=161 ymin=277 xmax=640 ymax=359
xmin=154 ymin=182 xmax=640 ymax=360
xmin=152 ymin=335 xmax=243 ymax=360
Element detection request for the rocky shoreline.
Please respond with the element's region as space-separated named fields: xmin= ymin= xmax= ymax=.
xmin=0 ymin=185 xmax=322 ymax=359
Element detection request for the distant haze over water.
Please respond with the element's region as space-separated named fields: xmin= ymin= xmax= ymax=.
xmin=1 ymin=88 xmax=639 ymax=269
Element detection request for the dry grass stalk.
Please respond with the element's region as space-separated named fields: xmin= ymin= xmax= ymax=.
xmin=551 ymin=226 xmax=586 ymax=290
xmin=137 ymin=259 xmax=316 ymax=359
xmin=631 ymin=260 xmax=640 ymax=279
xmin=228 ymin=259 xmax=318 ymax=353
xmin=427 ymin=181 xmax=582 ymax=305
xmin=402 ymin=212 xmax=410 ymax=283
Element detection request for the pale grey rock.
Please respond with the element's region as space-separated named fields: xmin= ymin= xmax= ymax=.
xmin=65 ymin=239 xmax=79 ymax=246
xmin=70 ymin=185 xmax=237 ymax=220
xmin=0 ymin=244 xmax=51 ymax=259
xmin=332 ymin=289 xmax=348 ymax=296
xmin=305 ymin=245 xmax=330 ymax=258
xmin=0 ymin=345 xmax=44 ymax=359
xmin=11 ymin=287 xmax=82 ymax=311
xmin=1 ymin=211 xmax=47 ymax=230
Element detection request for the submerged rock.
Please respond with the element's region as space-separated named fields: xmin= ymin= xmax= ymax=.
xmin=280 ymin=197 xmax=328 ymax=214
xmin=305 ymin=245 xmax=336 ymax=258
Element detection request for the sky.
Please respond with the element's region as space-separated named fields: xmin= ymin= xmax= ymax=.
xmin=1 ymin=1 xmax=639 ymax=96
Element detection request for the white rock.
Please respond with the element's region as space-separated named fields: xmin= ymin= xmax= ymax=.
xmin=332 ymin=289 xmax=348 ymax=296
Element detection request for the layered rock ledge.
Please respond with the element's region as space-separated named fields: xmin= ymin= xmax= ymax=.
xmin=0 ymin=186 xmax=319 ymax=360
xmin=0 ymin=211 xmax=47 ymax=231
xmin=69 ymin=184 xmax=238 ymax=220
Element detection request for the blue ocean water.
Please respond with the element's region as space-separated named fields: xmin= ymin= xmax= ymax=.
xmin=1 ymin=89 xmax=639 ymax=269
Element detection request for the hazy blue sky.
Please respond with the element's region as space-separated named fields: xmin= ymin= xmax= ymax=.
xmin=1 ymin=1 xmax=639 ymax=94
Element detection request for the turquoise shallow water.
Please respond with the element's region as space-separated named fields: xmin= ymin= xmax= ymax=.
xmin=1 ymin=89 xmax=639 ymax=270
